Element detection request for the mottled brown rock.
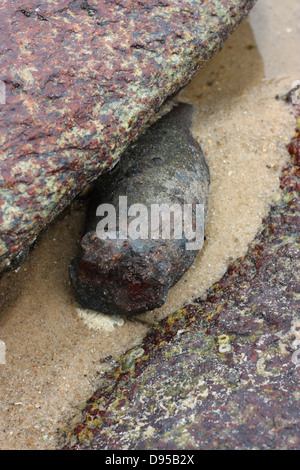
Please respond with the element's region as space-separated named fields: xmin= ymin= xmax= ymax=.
xmin=0 ymin=0 xmax=256 ymax=272
xmin=69 ymin=103 xmax=210 ymax=316
xmin=62 ymin=90 xmax=300 ymax=450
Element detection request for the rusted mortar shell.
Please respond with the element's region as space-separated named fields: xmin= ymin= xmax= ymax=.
xmin=69 ymin=103 xmax=210 ymax=316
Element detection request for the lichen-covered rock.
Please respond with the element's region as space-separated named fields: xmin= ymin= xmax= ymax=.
xmin=0 ymin=0 xmax=256 ymax=272
xmin=62 ymin=90 xmax=300 ymax=450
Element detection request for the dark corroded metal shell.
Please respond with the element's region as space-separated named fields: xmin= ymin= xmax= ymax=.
xmin=69 ymin=103 xmax=210 ymax=315
xmin=0 ymin=0 xmax=256 ymax=272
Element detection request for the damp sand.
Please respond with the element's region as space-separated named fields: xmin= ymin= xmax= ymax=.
xmin=0 ymin=0 xmax=299 ymax=450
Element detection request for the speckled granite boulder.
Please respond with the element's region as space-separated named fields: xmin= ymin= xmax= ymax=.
xmin=0 ymin=0 xmax=256 ymax=272
xmin=62 ymin=90 xmax=300 ymax=450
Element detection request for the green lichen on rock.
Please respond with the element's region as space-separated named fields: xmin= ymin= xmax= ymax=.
xmin=0 ymin=0 xmax=256 ymax=272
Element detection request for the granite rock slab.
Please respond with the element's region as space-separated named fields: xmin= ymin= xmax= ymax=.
xmin=62 ymin=88 xmax=300 ymax=450
xmin=0 ymin=0 xmax=255 ymax=272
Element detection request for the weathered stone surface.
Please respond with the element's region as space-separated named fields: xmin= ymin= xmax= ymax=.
xmin=0 ymin=0 xmax=256 ymax=272
xmin=62 ymin=90 xmax=300 ymax=450
xmin=69 ymin=103 xmax=210 ymax=316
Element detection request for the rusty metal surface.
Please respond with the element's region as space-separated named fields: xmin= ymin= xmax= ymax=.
xmin=69 ymin=103 xmax=210 ymax=315
xmin=62 ymin=89 xmax=300 ymax=450
xmin=0 ymin=0 xmax=256 ymax=272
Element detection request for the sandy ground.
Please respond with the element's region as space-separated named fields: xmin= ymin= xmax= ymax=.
xmin=0 ymin=0 xmax=299 ymax=450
